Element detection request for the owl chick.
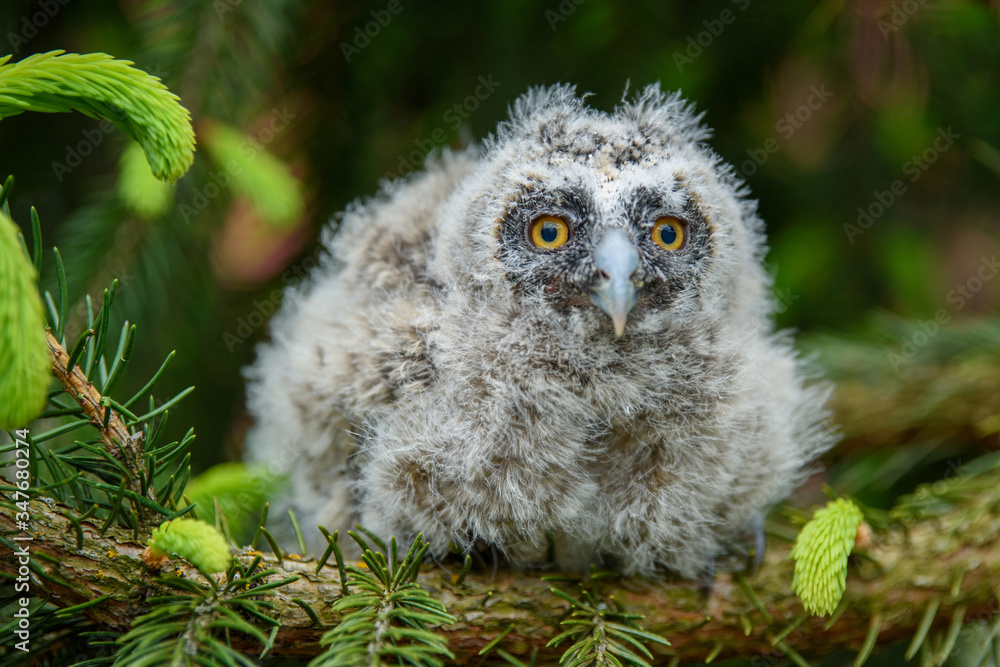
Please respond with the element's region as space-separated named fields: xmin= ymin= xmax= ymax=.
xmin=244 ymin=84 xmax=834 ymax=579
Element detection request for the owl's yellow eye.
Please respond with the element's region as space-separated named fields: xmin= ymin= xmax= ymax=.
xmin=530 ymin=215 xmax=570 ymax=249
xmin=652 ymin=217 xmax=685 ymax=251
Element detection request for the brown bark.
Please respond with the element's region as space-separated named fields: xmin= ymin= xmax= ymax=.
xmin=45 ymin=330 xmax=155 ymax=525
xmin=2 ymin=489 xmax=998 ymax=664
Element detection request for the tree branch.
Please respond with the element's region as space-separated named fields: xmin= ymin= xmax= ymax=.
xmin=2 ymin=489 xmax=998 ymax=664
xmin=45 ymin=330 xmax=154 ymax=524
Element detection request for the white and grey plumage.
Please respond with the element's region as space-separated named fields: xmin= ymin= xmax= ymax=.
xmin=244 ymin=84 xmax=834 ymax=578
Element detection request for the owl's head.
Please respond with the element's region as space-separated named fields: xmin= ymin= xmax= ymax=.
xmin=435 ymin=84 xmax=771 ymax=338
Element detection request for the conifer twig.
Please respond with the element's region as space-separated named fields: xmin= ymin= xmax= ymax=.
xmin=44 ymin=330 xmax=154 ymax=519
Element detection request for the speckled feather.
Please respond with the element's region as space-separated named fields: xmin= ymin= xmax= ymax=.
xmin=244 ymin=84 xmax=834 ymax=578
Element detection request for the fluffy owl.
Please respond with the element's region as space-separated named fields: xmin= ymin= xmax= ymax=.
xmin=244 ymin=84 xmax=834 ymax=579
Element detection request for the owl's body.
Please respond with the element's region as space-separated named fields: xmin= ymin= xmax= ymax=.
xmin=245 ymin=85 xmax=833 ymax=578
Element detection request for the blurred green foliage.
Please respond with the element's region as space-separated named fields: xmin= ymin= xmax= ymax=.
xmin=0 ymin=0 xmax=997 ymax=477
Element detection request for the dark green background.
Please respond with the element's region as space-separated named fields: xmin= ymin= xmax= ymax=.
xmin=1 ymin=0 xmax=998 ymax=470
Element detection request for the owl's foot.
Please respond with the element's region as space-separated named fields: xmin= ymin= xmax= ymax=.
xmin=468 ymin=539 xmax=502 ymax=581
xmin=741 ymin=513 xmax=766 ymax=575
xmin=699 ymin=514 xmax=767 ymax=602
xmin=697 ymin=558 xmax=716 ymax=604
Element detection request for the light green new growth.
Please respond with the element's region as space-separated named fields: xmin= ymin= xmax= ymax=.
xmin=790 ymin=497 xmax=864 ymax=616
xmin=0 ymin=51 xmax=195 ymax=181
xmin=148 ymin=518 xmax=233 ymax=574
xmin=184 ymin=461 xmax=285 ymax=532
xmin=0 ymin=210 xmax=49 ymax=430
xmin=118 ymin=141 xmax=175 ymax=219
xmin=201 ymin=120 xmax=304 ymax=227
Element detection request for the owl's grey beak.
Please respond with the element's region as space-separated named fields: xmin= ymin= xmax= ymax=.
xmin=589 ymin=229 xmax=640 ymax=337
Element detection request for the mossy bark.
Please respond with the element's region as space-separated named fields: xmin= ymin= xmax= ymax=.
xmin=2 ymin=489 xmax=997 ymax=663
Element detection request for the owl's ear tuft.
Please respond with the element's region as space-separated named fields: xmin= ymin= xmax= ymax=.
xmin=616 ymin=83 xmax=711 ymax=145
xmin=510 ymin=83 xmax=584 ymax=120
xmin=486 ymin=83 xmax=592 ymax=153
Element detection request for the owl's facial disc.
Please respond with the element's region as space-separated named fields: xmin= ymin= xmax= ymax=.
xmin=589 ymin=228 xmax=640 ymax=337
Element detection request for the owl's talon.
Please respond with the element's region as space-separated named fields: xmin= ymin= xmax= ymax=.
xmin=489 ymin=543 xmax=500 ymax=582
xmin=466 ymin=540 xmax=502 ymax=582
xmin=736 ymin=513 xmax=767 ymax=575
xmin=746 ymin=514 xmax=766 ymax=575
xmin=697 ymin=557 xmax=716 ymax=604
xmin=468 ymin=541 xmax=490 ymax=574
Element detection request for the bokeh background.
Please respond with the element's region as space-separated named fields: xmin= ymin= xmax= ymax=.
xmin=1 ymin=0 xmax=999 ymax=506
